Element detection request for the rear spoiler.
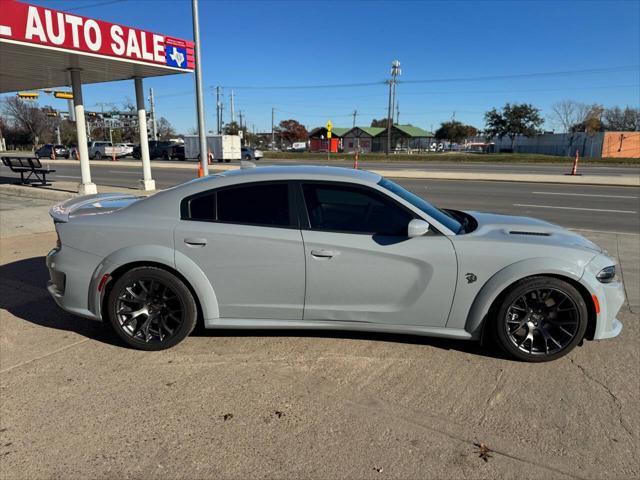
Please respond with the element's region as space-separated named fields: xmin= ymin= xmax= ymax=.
xmin=49 ymin=193 xmax=139 ymax=223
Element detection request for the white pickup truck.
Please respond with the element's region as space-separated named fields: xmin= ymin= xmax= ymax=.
xmin=87 ymin=141 xmax=126 ymax=160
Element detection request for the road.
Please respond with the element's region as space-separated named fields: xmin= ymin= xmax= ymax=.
xmin=19 ymin=161 xmax=640 ymax=234
xmin=268 ymin=157 xmax=640 ymax=176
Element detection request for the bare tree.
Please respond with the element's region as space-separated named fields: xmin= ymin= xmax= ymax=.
xmin=2 ymin=97 xmax=52 ymax=146
xmin=603 ymin=106 xmax=640 ymax=131
xmin=549 ymin=100 xmax=589 ymax=133
xmin=156 ymin=117 xmax=177 ymax=139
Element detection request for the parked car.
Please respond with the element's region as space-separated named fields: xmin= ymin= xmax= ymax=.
xmin=132 ymin=141 xmax=184 ymax=160
xmin=87 ymin=141 xmax=126 ymax=160
xmin=47 ymin=166 xmax=623 ymax=360
xmin=115 ymin=143 xmax=134 ymax=157
xmin=35 ymin=144 xmax=69 ymax=159
xmin=241 ymin=146 xmax=263 ymax=161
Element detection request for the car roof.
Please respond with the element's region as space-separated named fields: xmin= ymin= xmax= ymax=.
xmin=219 ymin=165 xmax=381 ymax=184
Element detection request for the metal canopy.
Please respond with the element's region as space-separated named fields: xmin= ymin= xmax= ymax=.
xmin=0 ymin=40 xmax=189 ymax=93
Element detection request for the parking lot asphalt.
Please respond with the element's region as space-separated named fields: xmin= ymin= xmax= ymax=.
xmin=0 ymin=193 xmax=638 ymax=479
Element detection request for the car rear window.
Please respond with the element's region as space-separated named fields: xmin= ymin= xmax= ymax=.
xmin=183 ymin=183 xmax=291 ymax=228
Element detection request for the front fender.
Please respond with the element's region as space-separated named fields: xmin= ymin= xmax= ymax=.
xmin=88 ymin=245 xmax=219 ymax=321
xmin=461 ymin=257 xmax=591 ymax=337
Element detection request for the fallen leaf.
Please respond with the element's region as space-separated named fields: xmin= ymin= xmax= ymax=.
xmin=222 ymin=413 xmax=233 ymax=421
xmin=473 ymin=442 xmax=493 ymax=462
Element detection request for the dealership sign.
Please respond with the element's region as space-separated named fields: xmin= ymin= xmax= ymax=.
xmin=0 ymin=0 xmax=195 ymax=70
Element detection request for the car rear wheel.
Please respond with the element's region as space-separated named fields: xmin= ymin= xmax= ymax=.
xmin=107 ymin=267 xmax=197 ymax=350
xmin=163 ymin=151 xmax=170 ymax=160
xmin=95 ymin=152 xmax=102 ymax=160
xmin=493 ymin=276 xmax=588 ymax=362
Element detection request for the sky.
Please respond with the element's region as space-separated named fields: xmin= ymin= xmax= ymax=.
xmin=4 ymin=0 xmax=640 ymax=134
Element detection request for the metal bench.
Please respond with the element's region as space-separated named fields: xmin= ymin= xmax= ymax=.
xmin=1 ymin=156 xmax=56 ymax=186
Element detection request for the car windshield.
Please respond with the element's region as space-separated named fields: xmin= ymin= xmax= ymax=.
xmin=378 ymin=178 xmax=462 ymax=234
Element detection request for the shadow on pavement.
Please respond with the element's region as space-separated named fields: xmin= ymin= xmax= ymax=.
xmin=0 ymin=256 xmax=508 ymax=360
xmin=0 ymin=256 xmax=121 ymax=347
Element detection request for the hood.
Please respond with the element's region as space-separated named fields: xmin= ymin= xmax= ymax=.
xmin=50 ymin=193 xmax=141 ymax=223
xmin=465 ymin=211 xmax=604 ymax=254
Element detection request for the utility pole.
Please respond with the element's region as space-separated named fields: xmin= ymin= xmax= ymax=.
xmin=238 ymin=111 xmax=244 ymax=131
xmin=396 ymin=101 xmax=400 ymax=124
xmin=192 ymin=0 xmax=208 ymax=175
xmin=271 ymin=107 xmax=275 ymax=150
xmin=386 ymin=60 xmax=401 ymax=155
xmin=149 ymin=88 xmax=157 ymax=140
xmin=352 ymin=109 xmax=357 ymax=127
xmin=230 ymin=90 xmax=235 ymax=124
xmin=215 ymin=86 xmax=222 ymax=134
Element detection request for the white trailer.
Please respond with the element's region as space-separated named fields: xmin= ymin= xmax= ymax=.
xmin=184 ymin=135 xmax=242 ymax=162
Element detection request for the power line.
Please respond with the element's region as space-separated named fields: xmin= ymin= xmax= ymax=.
xmin=400 ymin=65 xmax=639 ymax=85
xmin=64 ymin=0 xmax=127 ymax=11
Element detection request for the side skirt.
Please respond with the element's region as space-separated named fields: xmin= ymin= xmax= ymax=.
xmin=203 ymin=318 xmax=475 ymax=341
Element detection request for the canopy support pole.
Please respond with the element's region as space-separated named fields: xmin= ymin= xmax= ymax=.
xmin=135 ymin=77 xmax=155 ymax=191
xmin=70 ymin=68 xmax=97 ymax=195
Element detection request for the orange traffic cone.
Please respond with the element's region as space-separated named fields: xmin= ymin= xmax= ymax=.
xmin=567 ymin=149 xmax=581 ymax=176
xmin=198 ymin=162 xmax=204 ymax=177
xmin=208 ymin=149 xmax=213 ymax=165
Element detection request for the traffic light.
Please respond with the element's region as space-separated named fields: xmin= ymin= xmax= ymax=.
xmin=54 ymin=91 xmax=73 ymax=100
xmin=17 ymin=91 xmax=39 ymax=100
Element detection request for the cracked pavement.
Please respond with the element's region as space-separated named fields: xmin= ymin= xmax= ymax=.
xmin=0 ymin=201 xmax=638 ymax=479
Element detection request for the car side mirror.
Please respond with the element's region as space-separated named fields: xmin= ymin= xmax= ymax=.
xmin=408 ymin=219 xmax=430 ymax=237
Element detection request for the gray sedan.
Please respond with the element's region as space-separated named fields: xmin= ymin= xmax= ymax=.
xmin=47 ymin=166 xmax=624 ymax=361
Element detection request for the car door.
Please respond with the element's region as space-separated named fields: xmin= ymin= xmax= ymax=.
xmin=299 ymin=181 xmax=457 ymax=327
xmin=174 ymin=181 xmax=306 ymax=320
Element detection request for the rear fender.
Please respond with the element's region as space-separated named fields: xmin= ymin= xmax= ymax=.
xmin=88 ymin=245 xmax=219 ymax=321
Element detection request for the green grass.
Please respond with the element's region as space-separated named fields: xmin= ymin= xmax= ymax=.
xmin=263 ymin=151 xmax=640 ymax=165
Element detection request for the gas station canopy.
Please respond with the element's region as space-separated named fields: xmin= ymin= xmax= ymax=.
xmin=0 ymin=0 xmax=195 ymax=93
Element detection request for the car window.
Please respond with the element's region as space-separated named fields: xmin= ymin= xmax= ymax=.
xmin=187 ymin=192 xmax=216 ymax=221
xmin=183 ymin=183 xmax=291 ymax=227
xmin=302 ymin=183 xmax=414 ymax=235
xmin=218 ymin=183 xmax=290 ymax=227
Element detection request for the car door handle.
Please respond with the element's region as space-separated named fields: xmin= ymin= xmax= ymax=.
xmin=184 ymin=238 xmax=207 ymax=247
xmin=311 ymin=249 xmax=339 ymax=258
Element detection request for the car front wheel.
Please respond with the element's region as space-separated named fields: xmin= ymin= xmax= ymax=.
xmin=107 ymin=267 xmax=197 ymax=350
xmin=493 ymin=276 xmax=588 ymax=362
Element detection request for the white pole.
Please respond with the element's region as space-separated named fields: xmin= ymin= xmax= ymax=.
xmin=70 ymin=69 xmax=96 ymax=195
xmin=135 ymin=77 xmax=155 ymax=191
xmin=192 ymin=0 xmax=209 ymax=175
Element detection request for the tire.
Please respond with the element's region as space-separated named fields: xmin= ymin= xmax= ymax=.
xmin=64 ymin=155 xmax=70 ymax=159
xmin=244 ymin=154 xmax=252 ymax=161
xmin=224 ymin=159 xmax=231 ymax=163
xmin=95 ymin=152 xmax=102 ymax=160
xmin=107 ymin=266 xmax=198 ymax=351
xmin=163 ymin=151 xmax=170 ymax=161
xmin=493 ymin=276 xmax=588 ymax=362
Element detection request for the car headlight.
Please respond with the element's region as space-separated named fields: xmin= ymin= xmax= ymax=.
xmin=596 ymin=266 xmax=616 ymax=283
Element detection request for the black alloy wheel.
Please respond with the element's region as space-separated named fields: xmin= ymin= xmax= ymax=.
xmin=494 ymin=276 xmax=588 ymax=362
xmin=107 ymin=267 xmax=197 ymax=350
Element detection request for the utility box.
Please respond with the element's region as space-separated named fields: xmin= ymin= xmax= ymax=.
xmin=184 ymin=134 xmax=242 ymax=162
